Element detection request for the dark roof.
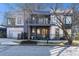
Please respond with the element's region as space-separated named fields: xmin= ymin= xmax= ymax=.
xmin=0 ymin=26 xmax=6 ymax=28
xmin=32 ymin=10 xmax=50 ymax=15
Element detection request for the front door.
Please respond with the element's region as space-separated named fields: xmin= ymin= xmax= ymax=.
xmin=55 ymin=28 xmax=59 ymax=38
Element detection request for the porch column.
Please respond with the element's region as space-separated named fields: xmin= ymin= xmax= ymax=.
xmin=50 ymin=26 xmax=55 ymax=39
xmin=28 ymin=26 xmax=31 ymax=40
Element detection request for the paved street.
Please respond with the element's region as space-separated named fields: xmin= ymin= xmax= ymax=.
xmin=0 ymin=38 xmax=64 ymax=56
xmin=0 ymin=38 xmax=79 ymax=56
xmin=0 ymin=45 xmax=54 ymax=56
xmin=0 ymin=45 xmax=79 ymax=56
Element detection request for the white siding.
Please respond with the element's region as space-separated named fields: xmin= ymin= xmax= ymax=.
xmin=50 ymin=26 xmax=64 ymax=39
xmin=59 ymin=29 xmax=63 ymax=37
xmin=7 ymin=28 xmax=23 ymax=38
xmin=50 ymin=15 xmax=57 ymax=24
xmin=50 ymin=26 xmax=57 ymax=39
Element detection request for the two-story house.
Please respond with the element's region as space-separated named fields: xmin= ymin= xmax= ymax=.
xmin=6 ymin=9 xmax=32 ymax=39
xmin=6 ymin=9 xmax=72 ymax=40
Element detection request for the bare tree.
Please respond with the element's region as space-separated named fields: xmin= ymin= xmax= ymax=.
xmin=71 ymin=4 xmax=79 ymax=40
xmin=51 ymin=4 xmax=73 ymax=45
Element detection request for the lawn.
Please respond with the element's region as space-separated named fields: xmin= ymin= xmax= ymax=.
xmin=13 ymin=39 xmax=79 ymax=46
xmin=47 ymin=40 xmax=79 ymax=46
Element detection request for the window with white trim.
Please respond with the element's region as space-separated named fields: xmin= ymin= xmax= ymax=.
xmin=17 ymin=17 xmax=22 ymax=24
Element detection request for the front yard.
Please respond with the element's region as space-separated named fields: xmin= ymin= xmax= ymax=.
xmin=13 ymin=39 xmax=79 ymax=46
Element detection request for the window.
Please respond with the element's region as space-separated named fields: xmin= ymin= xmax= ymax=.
xmin=8 ymin=18 xmax=15 ymax=25
xmin=32 ymin=28 xmax=35 ymax=33
xmin=8 ymin=19 xmax=11 ymax=25
xmin=32 ymin=16 xmax=36 ymax=24
xmin=38 ymin=17 xmax=48 ymax=24
xmin=55 ymin=28 xmax=59 ymax=38
xmin=37 ymin=29 xmax=40 ymax=34
xmin=65 ymin=16 xmax=71 ymax=24
xmin=17 ymin=17 xmax=22 ymax=24
xmin=32 ymin=17 xmax=35 ymax=20
xmin=45 ymin=18 xmax=48 ymax=24
xmin=50 ymin=15 xmax=57 ymax=25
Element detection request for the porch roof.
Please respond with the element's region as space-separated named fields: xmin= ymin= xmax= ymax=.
xmin=31 ymin=10 xmax=50 ymax=15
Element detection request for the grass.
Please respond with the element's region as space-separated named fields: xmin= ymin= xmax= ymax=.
xmin=47 ymin=42 xmax=65 ymax=46
xmin=20 ymin=40 xmax=37 ymax=45
xmin=47 ymin=40 xmax=79 ymax=46
xmin=72 ymin=40 xmax=79 ymax=46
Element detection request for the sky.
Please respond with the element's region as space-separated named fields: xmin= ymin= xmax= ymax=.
xmin=0 ymin=4 xmax=9 ymax=25
xmin=0 ymin=3 xmax=70 ymax=25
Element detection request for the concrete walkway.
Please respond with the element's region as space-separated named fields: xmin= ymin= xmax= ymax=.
xmin=59 ymin=46 xmax=79 ymax=56
xmin=50 ymin=46 xmax=79 ymax=56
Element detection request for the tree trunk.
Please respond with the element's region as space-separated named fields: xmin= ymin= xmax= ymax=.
xmin=63 ymin=27 xmax=72 ymax=45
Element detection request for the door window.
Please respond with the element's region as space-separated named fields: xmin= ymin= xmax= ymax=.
xmin=55 ymin=28 xmax=59 ymax=38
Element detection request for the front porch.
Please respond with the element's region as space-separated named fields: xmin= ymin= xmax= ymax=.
xmin=30 ymin=26 xmax=50 ymax=40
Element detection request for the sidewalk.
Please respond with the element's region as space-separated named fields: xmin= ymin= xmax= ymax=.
xmin=0 ymin=38 xmax=20 ymax=45
xmin=59 ymin=46 xmax=79 ymax=56
xmin=50 ymin=46 xmax=79 ymax=56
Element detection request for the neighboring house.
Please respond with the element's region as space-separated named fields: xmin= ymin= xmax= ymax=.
xmin=0 ymin=25 xmax=6 ymax=38
xmin=6 ymin=9 xmax=72 ymax=40
xmin=6 ymin=10 xmax=25 ymax=38
xmin=50 ymin=9 xmax=72 ymax=39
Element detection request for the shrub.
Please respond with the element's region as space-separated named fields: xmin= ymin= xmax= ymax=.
xmin=18 ymin=32 xmax=28 ymax=39
xmin=20 ymin=41 xmax=37 ymax=45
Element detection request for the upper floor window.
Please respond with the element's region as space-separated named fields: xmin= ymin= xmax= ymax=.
xmin=38 ymin=17 xmax=49 ymax=24
xmin=50 ymin=15 xmax=57 ymax=25
xmin=32 ymin=17 xmax=35 ymax=20
xmin=8 ymin=18 xmax=16 ymax=25
xmin=44 ymin=18 xmax=49 ymax=24
xmin=51 ymin=15 xmax=72 ymax=25
xmin=17 ymin=17 xmax=22 ymax=24
xmin=65 ymin=16 xmax=71 ymax=24
xmin=31 ymin=16 xmax=49 ymax=24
